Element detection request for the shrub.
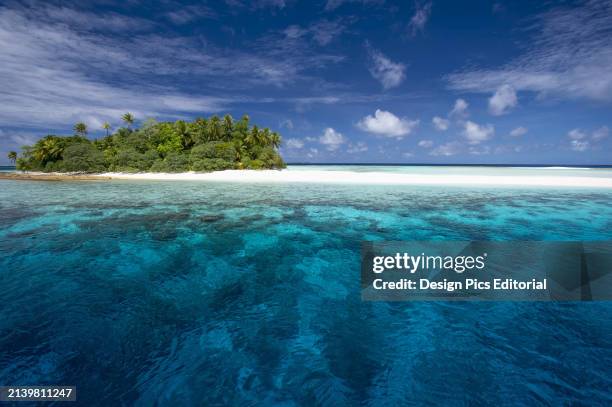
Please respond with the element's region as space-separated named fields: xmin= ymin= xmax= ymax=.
xmin=149 ymin=159 xmax=168 ymax=172
xmin=114 ymin=166 xmax=140 ymax=173
xmin=15 ymin=157 xmax=33 ymax=171
xmin=246 ymin=159 xmax=265 ymax=169
xmin=190 ymin=142 xmax=236 ymax=162
xmin=191 ymin=158 xmax=234 ymax=172
xmin=150 ymin=153 xmax=189 ymax=172
xmin=164 ymin=152 xmax=189 ymax=172
xmin=113 ymin=149 xmax=158 ymax=171
xmin=61 ymin=143 xmax=105 ymax=173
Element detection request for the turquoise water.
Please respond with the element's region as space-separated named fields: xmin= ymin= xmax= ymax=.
xmin=1 ymin=173 xmax=611 ymax=405
xmin=286 ymin=164 xmax=612 ymax=178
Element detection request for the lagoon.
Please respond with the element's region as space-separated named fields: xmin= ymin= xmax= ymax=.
xmin=0 ymin=165 xmax=611 ymax=405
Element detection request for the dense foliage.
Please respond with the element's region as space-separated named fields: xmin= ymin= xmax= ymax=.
xmin=15 ymin=114 xmax=285 ymax=173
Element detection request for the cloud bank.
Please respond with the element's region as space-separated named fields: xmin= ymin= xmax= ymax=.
xmin=447 ymin=0 xmax=612 ymax=102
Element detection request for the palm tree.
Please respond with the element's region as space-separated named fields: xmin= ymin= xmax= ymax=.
xmin=122 ymin=113 xmax=135 ymax=129
xmin=222 ymin=114 xmax=234 ymax=140
xmin=261 ymin=128 xmax=272 ymax=146
xmin=246 ymin=125 xmax=259 ymax=147
xmin=208 ymin=115 xmax=222 ymax=141
xmin=102 ymin=122 xmax=111 ymax=136
xmin=233 ymin=114 xmax=250 ymax=141
xmin=233 ymin=139 xmax=249 ymax=163
xmin=270 ymin=132 xmax=281 ymax=149
xmin=192 ymin=117 xmax=208 ymax=144
xmin=74 ymin=122 xmax=88 ymax=137
xmin=34 ymin=137 xmax=63 ymax=164
xmin=7 ymin=151 xmax=17 ymax=164
xmin=175 ymin=120 xmax=193 ymax=149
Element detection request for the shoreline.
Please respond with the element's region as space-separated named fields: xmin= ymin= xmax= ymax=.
xmin=2 ymin=169 xmax=612 ymax=188
xmin=0 ymin=172 xmax=113 ymax=182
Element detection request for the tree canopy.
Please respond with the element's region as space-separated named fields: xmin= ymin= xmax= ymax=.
xmin=15 ymin=114 xmax=285 ymax=173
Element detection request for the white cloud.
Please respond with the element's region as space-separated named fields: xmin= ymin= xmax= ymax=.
xmin=324 ymin=0 xmax=382 ymax=11
xmin=0 ymin=8 xmax=216 ymax=130
xmin=567 ymin=129 xmax=591 ymax=151
xmin=488 ymin=84 xmax=518 ymax=115
xmin=0 ymin=4 xmax=347 ymax=133
xmin=284 ymin=19 xmax=347 ymax=46
xmin=492 ymin=3 xmax=506 ymax=14
xmin=402 ymin=152 xmax=414 ymax=158
xmin=450 ymin=99 xmax=469 ymax=118
xmin=279 ymin=119 xmax=294 ymax=129
xmin=567 ymin=126 xmax=608 ymax=148
xmin=568 ymin=129 xmax=587 ymax=140
xmin=462 ymin=121 xmax=494 ymax=144
xmin=447 ymin=1 xmax=612 ymax=102
xmin=430 ymin=142 xmax=462 ymax=156
xmin=226 ymin=0 xmax=287 ymax=9
xmin=307 ymin=147 xmax=319 ymax=158
xmin=366 ymin=45 xmax=406 ymax=89
xmin=165 ymin=5 xmax=216 ymax=25
xmin=571 ymin=140 xmax=590 ymax=152
xmin=258 ymin=0 xmax=287 ymax=8
xmin=319 ymin=127 xmax=345 ymax=150
xmin=283 ymin=25 xmax=306 ymax=39
xmin=285 ymin=138 xmax=304 ymax=149
xmin=6 ymin=133 xmax=38 ymax=147
xmin=418 ymin=139 xmax=433 ymax=148
xmin=468 ymin=146 xmax=491 ymax=155
xmin=592 ymin=126 xmax=609 ymax=141
xmin=347 ymin=142 xmax=368 ymax=153
xmin=432 ymin=116 xmax=449 ymax=131
xmin=357 ymin=109 xmax=419 ymax=138
xmin=510 ymin=126 xmax=528 ymax=137
xmin=0 ymin=130 xmax=39 ymax=163
xmin=40 ymin=6 xmax=155 ymax=33
xmin=408 ymin=2 xmax=432 ymax=36
xmin=311 ymin=20 xmax=347 ymax=45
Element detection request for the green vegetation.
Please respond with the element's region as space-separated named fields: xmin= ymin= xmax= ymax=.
xmin=7 ymin=151 xmax=17 ymax=164
xmin=122 ymin=113 xmax=135 ymax=129
xmin=102 ymin=122 xmax=111 ymax=136
xmin=73 ymin=122 xmax=88 ymax=137
xmin=15 ymin=114 xmax=285 ymax=173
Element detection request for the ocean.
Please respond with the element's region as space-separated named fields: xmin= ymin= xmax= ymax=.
xmin=1 ymin=166 xmax=611 ymax=405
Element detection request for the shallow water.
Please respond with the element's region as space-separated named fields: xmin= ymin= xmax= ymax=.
xmin=1 ymin=177 xmax=611 ymax=405
xmin=286 ymin=164 xmax=612 ymax=178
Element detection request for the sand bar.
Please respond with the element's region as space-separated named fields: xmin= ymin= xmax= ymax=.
xmin=3 ymin=170 xmax=612 ymax=188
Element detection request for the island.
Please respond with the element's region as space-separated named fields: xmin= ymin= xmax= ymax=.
xmin=5 ymin=114 xmax=612 ymax=189
xmin=10 ymin=113 xmax=285 ymax=173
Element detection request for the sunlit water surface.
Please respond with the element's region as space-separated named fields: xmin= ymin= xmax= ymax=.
xmin=1 ymin=173 xmax=611 ymax=405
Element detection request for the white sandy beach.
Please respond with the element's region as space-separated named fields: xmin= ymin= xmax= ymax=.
xmin=90 ymin=169 xmax=612 ymax=188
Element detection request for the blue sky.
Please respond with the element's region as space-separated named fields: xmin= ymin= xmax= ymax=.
xmin=0 ymin=0 xmax=610 ymax=165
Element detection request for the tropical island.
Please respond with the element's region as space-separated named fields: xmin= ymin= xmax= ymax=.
xmin=9 ymin=113 xmax=285 ymax=173
xmin=5 ymin=113 xmax=612 ymax=188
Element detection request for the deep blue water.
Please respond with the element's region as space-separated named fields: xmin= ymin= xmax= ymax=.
xmin=1 ymin=178 xmax=611 ymax=405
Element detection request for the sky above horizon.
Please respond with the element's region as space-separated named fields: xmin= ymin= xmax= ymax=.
xmin=0 ymin=0 xmax=611 ymax=165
